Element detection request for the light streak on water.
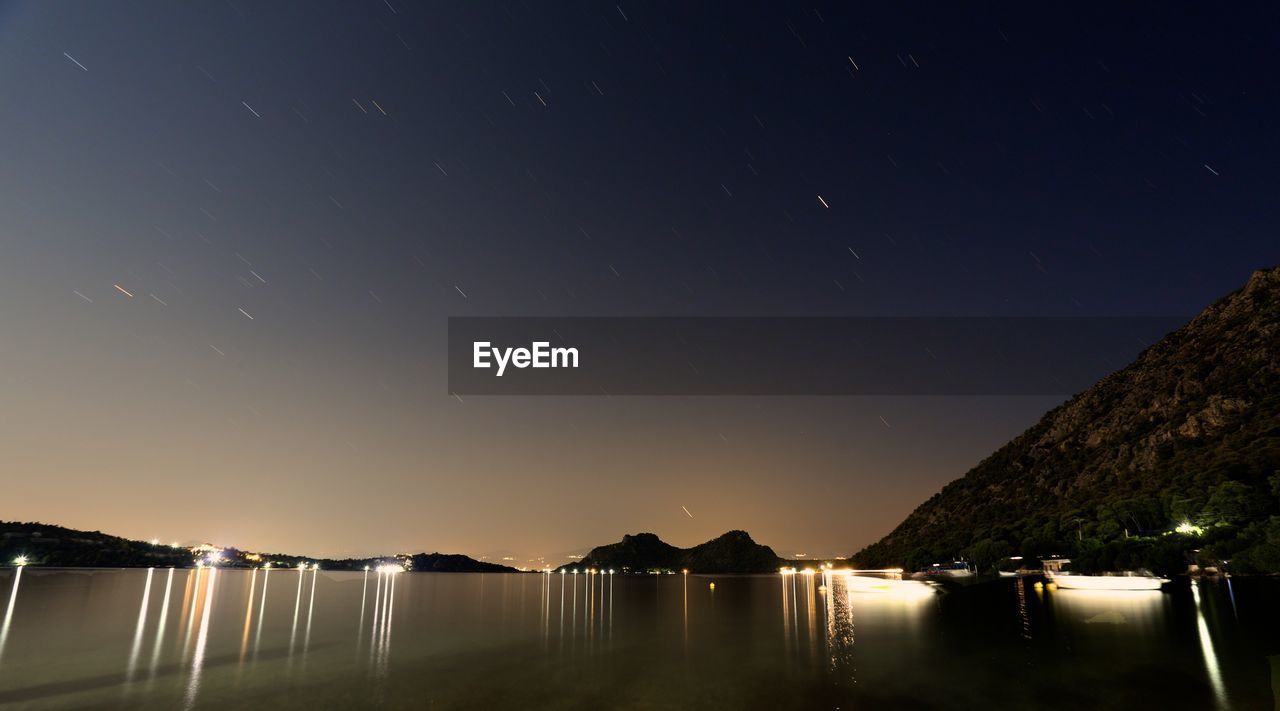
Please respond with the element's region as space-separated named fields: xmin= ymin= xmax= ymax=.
xmin=303 ymin=567 xmax=318 ymax=658
xmin=147 ymin=568 xmax=175 ymax=684
xmin=1192 ymin=581 xmax=1229 ymax=709
xmin=358 ymin=568 xmax=369 ymax=633
xmin=239 ymin=568 xmax=259 ymax=663
xmin=368 ymin=568 xmax=398 ymax=680
xmin=180 ymin=569 xmax=202 ymax=661
xmin=0 ymin=566 xmax=24 ymax=667
xmin=124 ymin=567 xmax=155 ymax=682
xmin=369 ymin=570 xmax=383 ymax=650
xmin=182 ymin=567 xmax=218 ymax=710
xmin=253 ymin=566 xmax=271 ymax=659
xmin=288 ymin=565 xmax=305 ymax=658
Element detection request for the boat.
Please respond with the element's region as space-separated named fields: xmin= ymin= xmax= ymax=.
xmin=912 ymin=562 xmax=974 ymax=579
xmin=1048 ymin=572 xmax=1169 ymax=591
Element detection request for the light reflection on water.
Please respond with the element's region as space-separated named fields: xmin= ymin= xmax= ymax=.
xmin=0 ymin=568 xmax=1274 ymax=709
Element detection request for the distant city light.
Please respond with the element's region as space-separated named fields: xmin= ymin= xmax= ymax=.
xmin=149 ymin=539 xmax=159 ymax=546
xmin=375 ymin=564 xmax=402 ymax=575
xmin=12 ymin=556 xmax=28 ymax=567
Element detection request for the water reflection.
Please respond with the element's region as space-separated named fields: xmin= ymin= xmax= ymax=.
xmin=0 ymin=570 xmax=1273 ymax=709
xmin=253 ymin=566 xmax=271 ymax=659
xmin=303 ymin=567 xmax=318 ymax=660
xmin=124 ymin=567 xmax=155 ymax=681
xmin=148 ymin=568 xmax=175 ymax=682
xmin=182 ymin=567 xmax=218 ymax=710
xmin=1051 ymin=587 xmax=1167 ymax=630
xmin=238 ymin=567 xmax=258 ymax=663
xmin=0 ymin=566 xmax=22 ymax=667
xmin=368 ymin=568 xmax=398 ymax=680
xmin=289 ymin=565 xmax=306 ymax=658
xmin=1192 ymin=581 xmax=1228 ymax=709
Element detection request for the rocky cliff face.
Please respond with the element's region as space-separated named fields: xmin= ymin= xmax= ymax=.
xmin=564 ymin=530 xmax=781 ymax=573
xmin=853 ymin=267 xmax=1280 ymax=572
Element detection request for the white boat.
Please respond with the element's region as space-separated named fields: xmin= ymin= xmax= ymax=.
xmin=1048 ymin=572 xmax=1169 ymax=591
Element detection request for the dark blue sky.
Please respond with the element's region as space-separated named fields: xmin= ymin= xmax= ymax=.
xmin=1 ymin=1 xmax=1275 ymax=561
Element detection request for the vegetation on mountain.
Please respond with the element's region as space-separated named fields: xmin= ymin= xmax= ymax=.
xmin=853 ymin=267 xmax=1280 ymax=576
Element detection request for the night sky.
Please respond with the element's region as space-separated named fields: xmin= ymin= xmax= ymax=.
xmin=2 ymin=2 xmax=1276 ymax=565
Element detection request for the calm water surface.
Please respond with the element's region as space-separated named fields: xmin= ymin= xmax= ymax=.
xmin=0 ymin=568 xmax=1276 ymax=709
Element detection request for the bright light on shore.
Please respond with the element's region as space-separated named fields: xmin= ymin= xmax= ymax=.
xmin=12 ymin=556 xmax=27 ymax=567
xmin=376 ymin=564 xmax=402 ymax=574
xmin=1176 ymin=521 xmax=1204 ymax=536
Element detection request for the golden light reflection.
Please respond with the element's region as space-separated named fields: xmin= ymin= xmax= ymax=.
xmin=179 ymin=569 xmax=200 ymax=662
xmin=181 ymin=567 xmax=218 ymax=710
xmin=239 ymin=567 xmax=258 ymax=663
xmin=781 ymin=568 xmax=937 ymax=673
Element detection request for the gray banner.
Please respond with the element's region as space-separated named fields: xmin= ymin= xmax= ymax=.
xmin=447 ymin=317 xmax=1187 ymax=396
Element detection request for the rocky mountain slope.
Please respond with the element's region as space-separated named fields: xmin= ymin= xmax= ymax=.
xmin=853 ymin=267 xmax=1280 ymax=574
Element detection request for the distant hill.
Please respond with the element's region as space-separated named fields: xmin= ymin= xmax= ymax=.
xmin=0 ymin=521 xmax=517 ymax=573
xmin=0 ymin=522 xmax=193 ymax=568
xmin=560 ymin=530 xmax=782 ymax=573
xmin=853 ymin=267 xmax=1280 ymax=575
xmin=323 ymin=552 xmax=515 ymax=573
